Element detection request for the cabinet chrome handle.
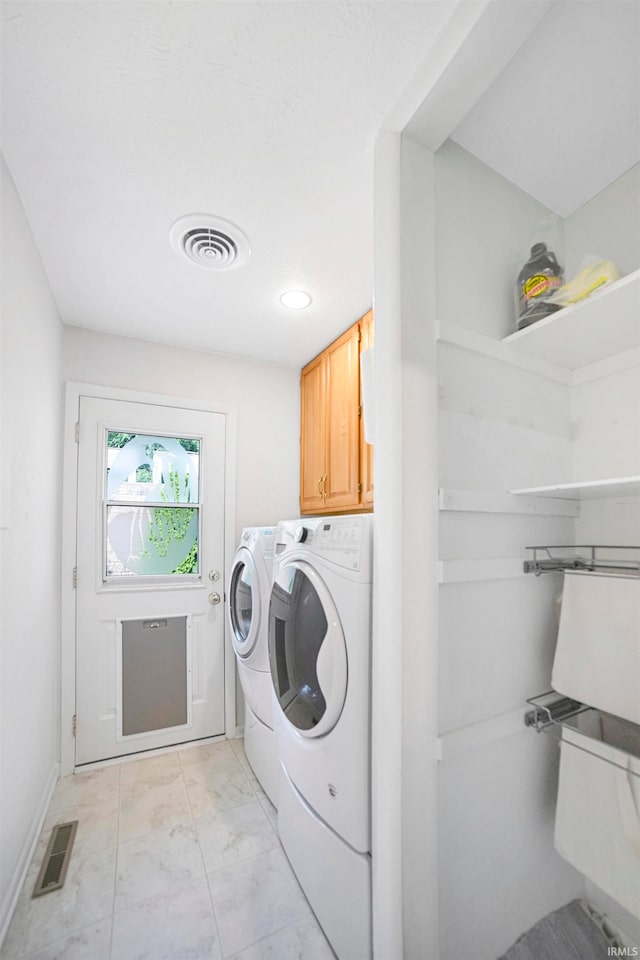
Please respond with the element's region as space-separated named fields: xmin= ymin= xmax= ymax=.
xmin=321 ymin=473 xmax=328 ymax=501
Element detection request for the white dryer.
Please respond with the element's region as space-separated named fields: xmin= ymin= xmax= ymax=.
xmin=268 ymin=515 xmax=373 ymax=960
xmin=228 ymin=526 xmax=280 ymax=807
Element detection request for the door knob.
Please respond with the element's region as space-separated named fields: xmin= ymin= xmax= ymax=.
xmin=208 ymin=592 xmax=222 ymax=605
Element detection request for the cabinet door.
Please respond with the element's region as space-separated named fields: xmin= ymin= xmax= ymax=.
xmin=359 ymin=310 xmax=374 ymax=508
xmin=324 ymin=323 xmax=361 ymax=511
xmin=300 ymin=353 xmax=327 ymax=514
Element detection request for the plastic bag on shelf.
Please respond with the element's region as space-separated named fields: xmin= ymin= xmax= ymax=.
xmin=547 ymin=255 xmax=620 ymax=307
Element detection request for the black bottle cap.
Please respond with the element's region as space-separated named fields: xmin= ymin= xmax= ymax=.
xmin=531 ymin=242 xmax=548 ymax=256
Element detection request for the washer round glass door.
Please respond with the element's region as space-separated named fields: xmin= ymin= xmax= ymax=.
xmin=268 ymin=559 xmax=347 ymax=738
xmin=229 ymin=548 xmax=260 ymax=658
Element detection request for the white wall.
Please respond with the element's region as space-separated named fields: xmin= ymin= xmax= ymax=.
xmin=0 ymin=156 xmax=63 ymax=941
xmin=432 ymin=142 xmax=640 ymax=958
xmin=564 ymin=162 xmax=639 ymax=280
xmin=399 ymin=135 xmax=440 ymax=960
xmin=61 ymin=327 xmax=300 ymax=536
xmin=566 ymin=165 xmax=640 ymax=947
xmin=567 ymin=161 xmax=640 ymax=494
xmin=435 ymin=139 xmax=563 ymax=342
xmin=572 ymin=365 xmax=640 ymax=482
xmin=385 ymin=11 xmax=640 ymax=959
xmin=568 ymin=163 xmax=640 ymax=568
xmin=434 ymin=142 xmax=583 ymax=960
xmin=62 ymin=328 xmax=300 ymax=731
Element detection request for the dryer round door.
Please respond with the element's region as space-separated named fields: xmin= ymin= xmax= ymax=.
xmin=268 ymin=559 xmax=347 ymax=738
xmin=229 ymin=547 xmax=261 ymax=659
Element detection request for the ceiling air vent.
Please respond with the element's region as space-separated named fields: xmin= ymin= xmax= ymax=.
xmin=170 ymin=215 xmax=251 ymax=270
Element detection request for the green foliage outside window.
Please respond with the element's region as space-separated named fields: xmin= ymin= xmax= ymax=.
xmin=143 ymin=465 xmax=198 ymax=573
xmin=173 ymin=541 xmax=198 ymax=574
xmin=108 ymin=433 xmax=200 ymax=575
xmin=107 ymin=433 xmax=199 ymax=453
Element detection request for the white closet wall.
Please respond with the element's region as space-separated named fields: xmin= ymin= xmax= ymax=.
xmin=564 ymin=164 xmax=640 ymax=279
xmin=568 ymin=164 xmax=640 ymax=556
xmin=568 ymin=166 xmax=640 ymax=952
xmin=381 ymin=4 xmax=639 ymax=957
xmin=434 ymin=136 xmax=640 ymax=956
xmin=434 ymin=141 xmax=582 ymax=960
xmin=569 ymin=164 xmax=640 ymax=482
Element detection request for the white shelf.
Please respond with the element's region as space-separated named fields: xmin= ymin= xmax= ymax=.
xmin=439 ymin=488 xmax=579 ymax=517
xmin=436 ymin=319 xmax=571 ymax=385
xmin=502 ymin=270 xmax=640 ymax=370
xmin=509 ymin=476 xmax=640 ymax=500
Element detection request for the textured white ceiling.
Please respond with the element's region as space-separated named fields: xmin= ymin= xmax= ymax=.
xmin=451 ymin=0 xmax=640 ymax=217
xmin=1 ymin=1 xmax=455 ymax=367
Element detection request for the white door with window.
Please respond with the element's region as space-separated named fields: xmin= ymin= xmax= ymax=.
xmin=75 ymin=396 xmax=226 ymax=765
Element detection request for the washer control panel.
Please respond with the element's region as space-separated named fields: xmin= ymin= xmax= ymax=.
xmin=241 ymin=526 xmax=276 ymax=559
xmin=257 ymin=527 xmax=276 ymax=559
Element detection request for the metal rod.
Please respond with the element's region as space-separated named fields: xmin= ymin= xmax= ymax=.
xmin=524 ymin=545 xmax=640 ymax=550
xmin=525 ymin=693 xmax=640 ymax=775
xmin=523 ymin=559 xmax=640 ymax=575
xmin=557 ymin=731 xmax=640 ymax=777
xmin=523 ymin=544 xmax=640 ymax=577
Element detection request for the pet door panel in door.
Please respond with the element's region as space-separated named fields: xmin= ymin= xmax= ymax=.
xmin=120 ymin=616 xmax=191 ymax=737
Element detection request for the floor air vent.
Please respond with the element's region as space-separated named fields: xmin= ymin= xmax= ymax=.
xmin=32 ymin=821 xmax=78 ymax=897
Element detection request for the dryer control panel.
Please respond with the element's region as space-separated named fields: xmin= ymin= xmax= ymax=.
xmin=296 ymin=517 xmax=365 ymax=568
xmin=275 ymin=515 xmax=373 ymax=577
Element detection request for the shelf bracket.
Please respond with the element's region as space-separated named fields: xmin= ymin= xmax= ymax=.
xmin=524 ymin=692 xmax=584 ymax=731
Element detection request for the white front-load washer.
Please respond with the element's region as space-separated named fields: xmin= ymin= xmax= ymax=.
xmin=268 ymin=515 xmax=373 ymax=960
xmin=228 ymin=526 xmax=280 ymax=807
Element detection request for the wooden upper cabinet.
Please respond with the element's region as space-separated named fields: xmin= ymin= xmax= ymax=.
xmin=300 ymin=310 xmax=374 ymax=515
xmin=359 ymin=309 xmax=374 ymax=508
xmin=300 ymin=353 xmax=327 ymax=514
xmin=324 ymin=324 xmax=361 ymax=511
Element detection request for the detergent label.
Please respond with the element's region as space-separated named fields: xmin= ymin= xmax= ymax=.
xmin=524 ymin=273 xmax=561 ymax=300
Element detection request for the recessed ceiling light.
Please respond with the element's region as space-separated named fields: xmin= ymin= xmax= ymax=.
xmin=280 ymin=290 xmax=312 ymax=309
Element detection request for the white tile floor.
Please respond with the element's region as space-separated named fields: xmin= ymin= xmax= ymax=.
xmin=1 ymin=740 xmax=336 ymax=960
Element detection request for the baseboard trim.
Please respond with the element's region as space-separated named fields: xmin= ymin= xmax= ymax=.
xmin=0 ymin=762 xmax=59 ymax=948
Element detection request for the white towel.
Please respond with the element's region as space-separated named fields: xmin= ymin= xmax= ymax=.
xmin=555 ymin=722 xmax=640 ymax=919
xmin=552 ymin=572 xmax=640 ymax=725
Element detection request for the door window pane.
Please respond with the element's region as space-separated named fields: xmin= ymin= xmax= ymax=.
xmin=105 ymin=432 xmax=201 ymax=578
xmin=106 ymin=506 xmax=198 ymax=577
xmin=107 ymin=433 xmax=200 ymax=503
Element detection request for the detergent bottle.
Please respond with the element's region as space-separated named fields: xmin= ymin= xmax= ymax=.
xmin=516 ymin=242 xmax=563 ymax=329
